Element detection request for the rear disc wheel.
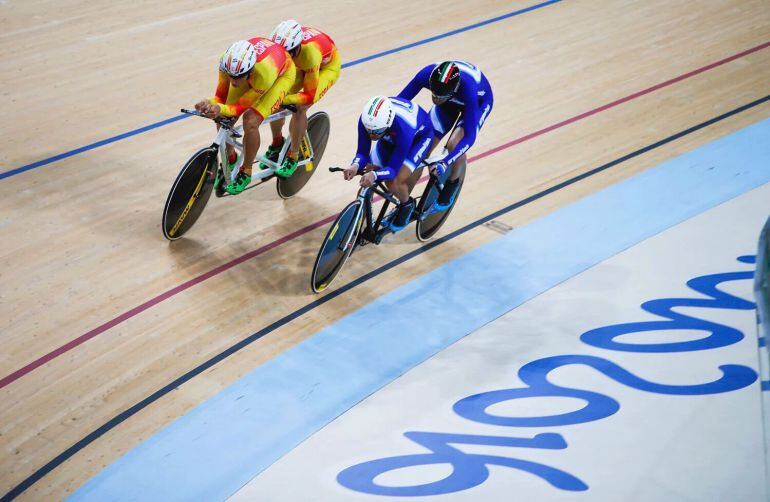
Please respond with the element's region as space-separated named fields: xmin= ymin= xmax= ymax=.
xmin=277 ymin=111 xmax=331 ymax=199
xmin=415 ymin=165 xmax=466 ymax=242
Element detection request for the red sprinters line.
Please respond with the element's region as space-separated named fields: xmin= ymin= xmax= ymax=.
xmin=0 ymin=217 xmax=336 ymax=390
xmin=472 ymin=41 xmax=770 ymax=162
xmin=2 ymin=40 xmax=768 ymax=390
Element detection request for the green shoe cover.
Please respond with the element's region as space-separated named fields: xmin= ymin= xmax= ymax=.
xmin=259 ymin=138 xmax=285 ymax=170
xmin=276 ymin=156 xmax=299 ymax=178
xmin=225 ymin=171 xmax=252 ymax=195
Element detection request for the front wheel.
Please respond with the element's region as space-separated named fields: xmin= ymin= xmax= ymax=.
xmin=162 ymin=147 xmax=217 ymax=240
xmin=415 ymin=164 xmax=466 ymax=242
xmin=277 ymin=111 xmax=331 ymax=199
xmin=311 ymin=200 xmax=362 ymax=293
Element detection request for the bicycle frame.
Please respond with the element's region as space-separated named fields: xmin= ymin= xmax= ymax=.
xmin=351 ymin=183 xmax=400 ymax=248
xmin=181 ymin=108 xmax=317 ymax=186
xmin=334 ymin=150 xmax=448 ymax=248
xmin=312 ymin=151 xmax=456 ymax=293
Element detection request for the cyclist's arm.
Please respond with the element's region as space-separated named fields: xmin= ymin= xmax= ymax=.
xmin=283 ymin=69 xmax=317 ymax=106
xmin=215 ymin=87 xmax=265 ymax=118
xmin=214 ymin=67 xmax=272 ymax=118
xmin=372 ymin=121 xmax=409 ymax=180
xmin=396 ymin=64 xmax=434 ymax=101
xmin=443 ymin=81 xmax=479 ymax=166
xmin=284 ymin=45 xmax=323 ymax=106
xmin=210 ymin=71 xmax=230 ymax=104
xmin=352 ymin=119 xmax=371 ymax=171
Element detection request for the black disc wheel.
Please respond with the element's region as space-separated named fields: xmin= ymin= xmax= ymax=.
xmin=162 ymin=148 xmax=216 ymax=240
xmin=415 ymin=165 xmax=466 ymax=242
xmin=277 ymin=111 xmax=331 ymax=199
xmin=311 ymin=200 xmax=362 ymax=293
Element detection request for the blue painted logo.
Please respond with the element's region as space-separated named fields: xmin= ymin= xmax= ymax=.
xmin=337 ymin=256 xmax=758 ymax=496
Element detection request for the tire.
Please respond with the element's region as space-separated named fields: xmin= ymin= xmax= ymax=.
xmin=162 ymin=148 xmax=217 ymax=240
xmin=277 ymin=111 xmax=331 ymax=199
xmin=311 ymin=200 xmax=362 ymax=293
xmin=415 ymin=164 xmax=466 ymax=242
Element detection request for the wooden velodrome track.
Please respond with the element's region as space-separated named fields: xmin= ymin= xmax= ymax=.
xmin=1 ymin=0 xmax=768 ymax=498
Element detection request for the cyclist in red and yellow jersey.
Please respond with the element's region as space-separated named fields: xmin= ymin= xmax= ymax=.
xmin=263 ymin=20 xmax=341 ymax=176
xmin=195 ymin=38 xmax=296 ymax=194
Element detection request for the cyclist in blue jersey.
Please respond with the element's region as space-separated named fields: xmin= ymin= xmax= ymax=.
xmin=343 ymin=95 xmax=434 ymax=232
xmin=398 ymin=60 xmax=493 ymax=210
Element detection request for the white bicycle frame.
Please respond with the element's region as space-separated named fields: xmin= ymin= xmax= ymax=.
xmin=212 ymin=109 xmax=317 ymax=184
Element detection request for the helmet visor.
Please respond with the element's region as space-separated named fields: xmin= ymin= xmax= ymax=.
xmin=367 ymin=126 xmax=389 ymax=138
xmin=225 ymin=68 xmax=251 ymax=79
xmin=432 ymin=93 xmax=452 ymax=105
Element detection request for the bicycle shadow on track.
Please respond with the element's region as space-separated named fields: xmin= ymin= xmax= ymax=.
xmin=263 ymin=196 xmax=339 ymax=298
xmin=160 ymin=192 xmax=332 ymax=299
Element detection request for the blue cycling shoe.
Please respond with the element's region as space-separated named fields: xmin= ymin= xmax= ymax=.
xmin=433 ymin=178 xmax=460 ymax=212
xmin=386 ymin=198 xmax=415 ymax=232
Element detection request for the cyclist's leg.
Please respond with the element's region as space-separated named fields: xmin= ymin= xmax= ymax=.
xmin=224 ymin=108 xmax=263 ymax=194
xmin=289 ymin=105 xmax=309 ymax=158
xmin=409 ymin=102 xmax=459 ymax=193
xmin=260 ymin=114 xmax=287 ymax=170
xmin=275 ymin=69 xmax=305 ymax=149
xmin=268 ymin=118 xmax=286 ymax=147
xmin=385 ymin=133 xmax=432 ymax=230
xmin=219 ymin=123 xmax=239 ymax=168
xmin=428 ymin=101 xmax=462 ymax=154
xmin=434 ymin=95 xmax=492 ymax=208
xmin=445 ymin=91 xmax=493 ymax=181
xmin=253 ymin=65 xmax=297 ymax=177
xmin=288 ymin=51 xmax=340 ymax=161
xmin=241 ymin=109 xmax=264 ymax=175
xmin=384 ymin=165 xmax=413 ymax=203
xmin=221 ymin=83 xmax=250 ymax=164
xmin=428 ymin=123 xmax=466 ymax=209
xmin=372 ymin=127 xmax=431 ymax=197
xmin=403 ymin=104 xmax=455 ymax=194
xmin=370 ymin=138 xmax=409 ymax=220
xmin=383 ymin=165 xmax=417 ymax=231
xmin=222 ymin=81 xmax=262 ymax=182
xmin=445 ymin=126 xmax=465 ymax=182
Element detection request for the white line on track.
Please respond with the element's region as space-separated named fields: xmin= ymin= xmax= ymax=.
xmin=84 ymin=0 xmax=260 ymax=41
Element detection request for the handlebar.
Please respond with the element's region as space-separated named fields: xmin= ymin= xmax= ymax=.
xmin=329 ymin=165 xmax=444 ymax=194
xmin=180 ymin=108 xmax=237 ymax=129
xmin=182 ymin=105 xmax=297 ymax=131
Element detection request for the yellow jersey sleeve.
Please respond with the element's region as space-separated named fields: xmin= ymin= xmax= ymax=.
xmin=284 ymin=42 xmax=323 ymax=106
xmin=210 ymin=71 xmax=230 ymax=104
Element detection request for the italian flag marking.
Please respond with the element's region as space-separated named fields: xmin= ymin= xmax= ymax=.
xmin=369 ymin=97 xmax=385 ymax=117
xmin=440 ymin=62 xmax=455 ymax=83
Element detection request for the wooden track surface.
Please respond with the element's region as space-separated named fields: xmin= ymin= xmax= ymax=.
xmin=1 ymin=0 xmax=768 ymax=498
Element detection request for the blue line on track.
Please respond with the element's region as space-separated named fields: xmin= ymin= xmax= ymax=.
xmin=0 ymin=115 xmax=189 ymax=180
xmin=0 ymin=0 xmax=562 ymax=181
